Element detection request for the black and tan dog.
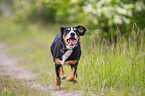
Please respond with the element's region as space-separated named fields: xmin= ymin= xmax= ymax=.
xmin=50 ymin=25 xmax=86 ymax=88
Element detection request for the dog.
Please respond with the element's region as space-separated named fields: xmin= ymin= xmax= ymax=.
xmin=50 ymin=25 xmax=86 ymax=88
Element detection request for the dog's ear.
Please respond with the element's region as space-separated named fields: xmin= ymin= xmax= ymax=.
xmin=60 ymin=27 xmax=65 ymax=35
xmin=60 ymin=27 xmax=65 ymax=41
xmin=77 ymin=25 xmax=87 ymax=36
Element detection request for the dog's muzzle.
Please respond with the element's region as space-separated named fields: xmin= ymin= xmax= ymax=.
xmin=67 ymin=38 xmax=78 ymax=46
xmin=67 ymin=32 xmax=78 ymax=46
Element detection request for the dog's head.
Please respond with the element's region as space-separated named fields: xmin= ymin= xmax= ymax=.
xmin=60 ymin=25 xmax=86 ymax=49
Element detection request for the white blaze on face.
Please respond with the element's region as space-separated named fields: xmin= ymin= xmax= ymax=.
xmin=70 ymin=27 xmax=74 ymax=32
xmin=70 ymin=27 xmax=76 ymax=37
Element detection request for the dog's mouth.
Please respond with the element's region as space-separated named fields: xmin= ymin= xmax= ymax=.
xmin=67 ymin=37 xmax=78 ymax=46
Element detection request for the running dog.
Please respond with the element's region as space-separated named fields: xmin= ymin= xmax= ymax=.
xmin=50 ymin=25 xmax=86 ymax=88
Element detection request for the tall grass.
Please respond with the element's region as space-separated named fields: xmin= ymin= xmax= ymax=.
xmin=76 ymin=23 xmax=145 ymax=95
xmin=0 ymin=17 xmax=144 ymax=95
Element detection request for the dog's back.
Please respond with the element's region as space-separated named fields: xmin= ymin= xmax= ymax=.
xmin=51 ymin=33 xmax=63 ymax=61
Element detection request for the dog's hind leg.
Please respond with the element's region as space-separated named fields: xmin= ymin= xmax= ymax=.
xmin=55 ymin=64 xmax=61 ymax=88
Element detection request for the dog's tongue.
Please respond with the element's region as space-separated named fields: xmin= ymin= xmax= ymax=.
xmin=69 ymin=39 xmax=77 ymax=44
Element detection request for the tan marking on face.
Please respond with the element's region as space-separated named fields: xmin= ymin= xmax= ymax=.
xmin=74 ymin=28 xmax=77 ymax=30
xmin=67 ymin=28 xmax=70 ymax=30
xmin=77 ymin=35 xmax=79 ymax=40
xmin=63 ymin=34 xmax=70 ymax=46
xmin=73 ymin=28 xmax=79 ymax=39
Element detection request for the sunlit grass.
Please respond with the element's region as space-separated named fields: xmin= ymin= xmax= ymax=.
xmin=0 ymin=76 xmax=50 ymax=96
xmin=0 ymin=17 xmax=144 ymax=95
xmin=76 ymin=26 xmax=145 ymax=95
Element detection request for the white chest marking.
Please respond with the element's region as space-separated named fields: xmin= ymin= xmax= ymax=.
xmin=60 ymin=50 xmax=73 ymax=65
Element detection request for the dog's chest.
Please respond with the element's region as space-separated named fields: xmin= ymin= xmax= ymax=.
xmin=62 ymin=50 xmax=73 ymax=61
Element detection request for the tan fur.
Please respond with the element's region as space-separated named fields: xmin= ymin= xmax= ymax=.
xmin=55 ymin=75 xmax=61 ymax=87
xmin=63 ymin=35 xmax=70 ymax=46
xmin=55 ymin=58 xmax=61 ymax=65
xmin=60 ymin=66 xmax=65 ymax=76
xmin=66 ymin=67 xmax=75 ymax=81
xmin=68 ymin=60 xmax=77 ymax=65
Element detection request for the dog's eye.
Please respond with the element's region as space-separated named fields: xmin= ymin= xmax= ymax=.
xmin=74 ymin=30 xmax=79 ymax=33
xmin=66 ymin=30 xmax=70 ymax=33
xmin=74 ymin=30 xmax=79 ymax=36
xmin=74 ymin=30 xmax=77 ymax=32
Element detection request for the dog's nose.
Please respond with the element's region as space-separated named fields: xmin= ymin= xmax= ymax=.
xmin=70 ymin=33 xmax=75 ymax=36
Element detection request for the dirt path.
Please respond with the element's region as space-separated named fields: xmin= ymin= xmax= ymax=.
xmin=0 ymin=43 xmax=35 ymax=79
xmin=0 ymin=43 xmax=87 ymax=96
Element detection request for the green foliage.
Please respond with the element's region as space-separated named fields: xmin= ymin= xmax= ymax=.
xmin=1 ymin=0 xmax=144 ymax=39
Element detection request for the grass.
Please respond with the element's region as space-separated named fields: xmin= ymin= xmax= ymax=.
xmin=0 ymin=76 xmax=50 ymax=96
xmin=0 ymin=17 xmax=144 ymax=95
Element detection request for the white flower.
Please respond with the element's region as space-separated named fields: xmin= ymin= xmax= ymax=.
xmin=83 ymin=4 xmax=94 ymax=13
xmin=123 ymin=17 xmax=130 ymax=24
xmin=93 ymin=18 xmax=98 ymax=25
xmin=103 ymin=7 xmax=114 ymax=18
xmin=96 ymin=7 xmax=102 ymax=16
xmin=116 ymin=7 xmax=127 ymax=15
xmin=137 ymin=7 xmax=142 ymax=11
xmin=135 ymin=1 xmax=145 ymax=11
xmin=127 ymin=11 xmax=132 ymax=16
xmin=114 ymin=15 xmax=122 ymax=24
xmin=123 ymin=4 xmax=134 ymax=9
xmin=71 ymin=0 xmax=77 ymax=3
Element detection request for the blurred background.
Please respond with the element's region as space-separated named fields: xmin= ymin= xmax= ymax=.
xmin=0 ymin=0 xmax=145 ymax=40
xmin=0 ymin=0 xmax=145 ymax=95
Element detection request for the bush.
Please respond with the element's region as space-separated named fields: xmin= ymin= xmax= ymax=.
xmin=1 ymin=0 xmax=145 ymax=40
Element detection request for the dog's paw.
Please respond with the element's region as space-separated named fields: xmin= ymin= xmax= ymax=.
xmin=59 ymin=60 xmax=64 ymax=65
xmin=61 ymin=75 xmax=67 ymax=80
xmin=72 ymin=79 xmax=77 ymax=84
xmin=57 ymin=86 xmax=61 ymax=89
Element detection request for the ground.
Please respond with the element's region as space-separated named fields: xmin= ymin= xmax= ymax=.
xmin=0 ymin=43 xmax=93 ymax=96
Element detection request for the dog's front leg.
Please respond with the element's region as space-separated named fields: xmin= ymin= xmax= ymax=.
xmin=60 ymin=66 xmax=67 ymax=80
xmin=66 ymin=65 xmax=77 ymax=83
xmin=55 ymin=58 xmax=67 ymax=80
